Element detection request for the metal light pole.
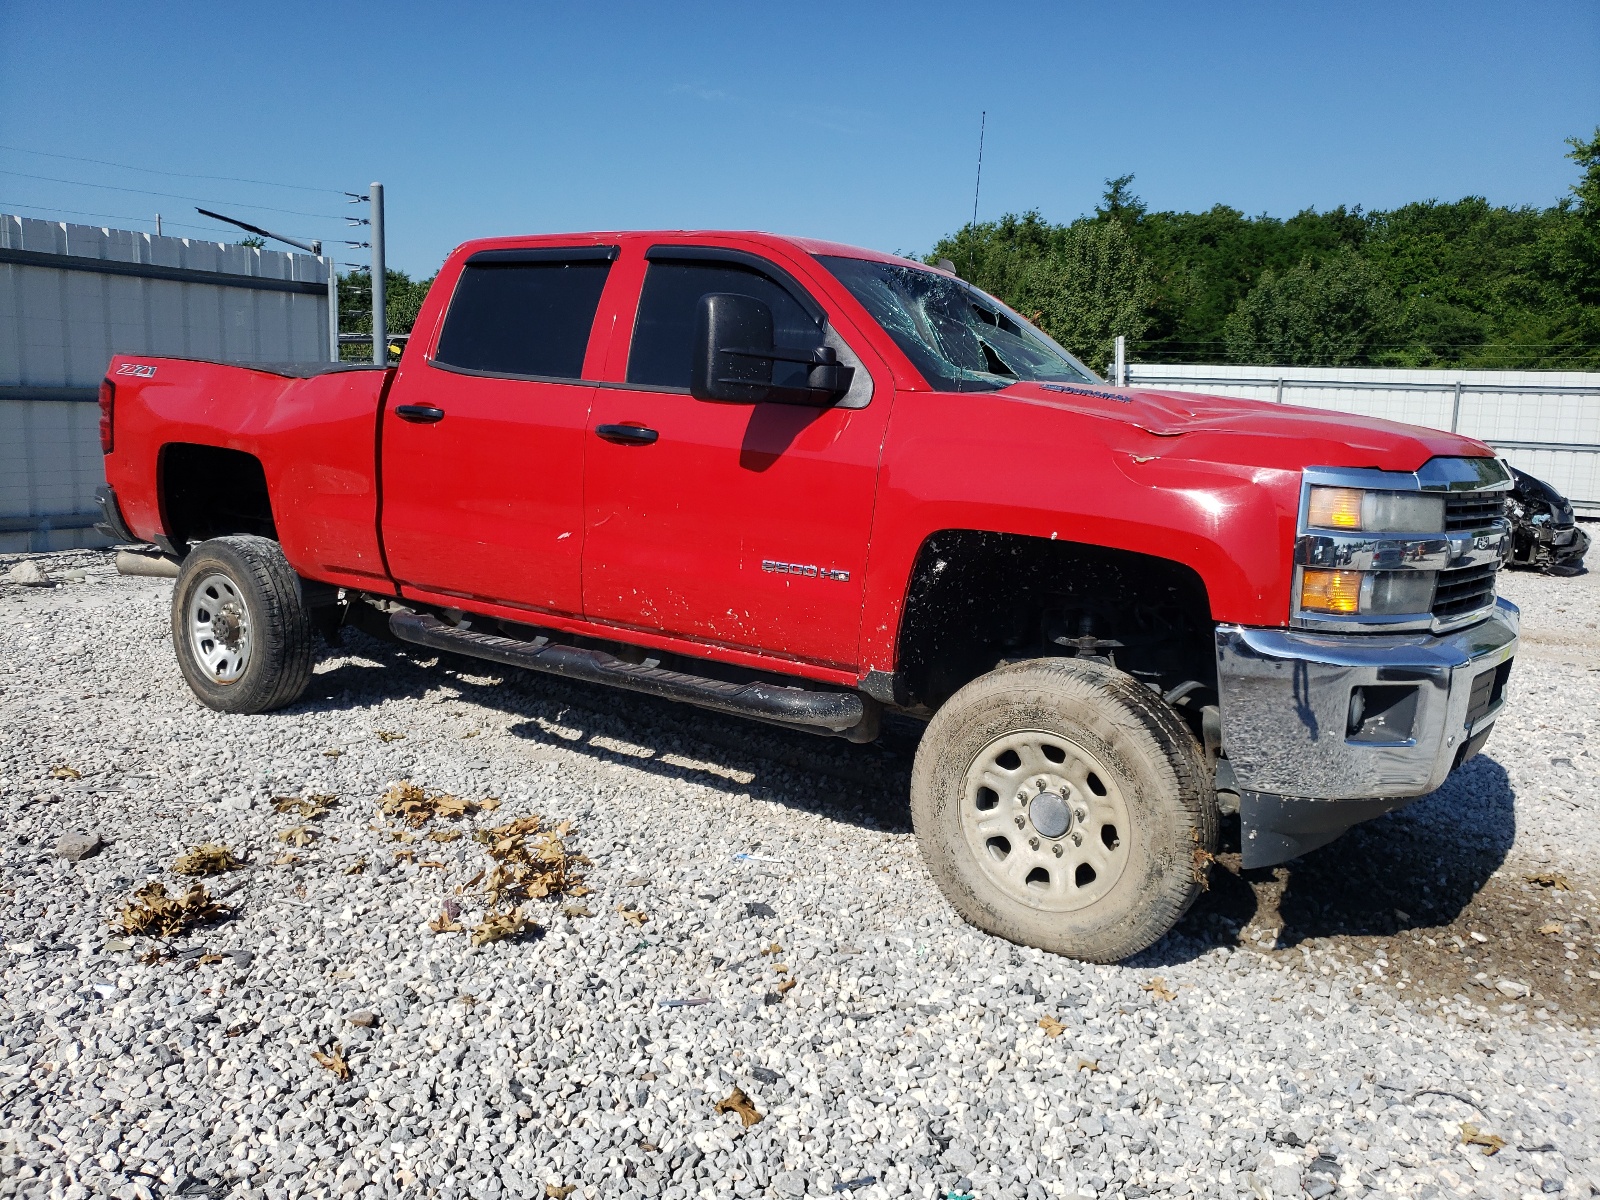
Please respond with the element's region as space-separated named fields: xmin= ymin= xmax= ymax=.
xmin=370 ymin=182 xmax=386 ymax=367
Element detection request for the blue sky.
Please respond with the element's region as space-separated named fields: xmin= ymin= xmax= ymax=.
xmin=2 ymin=1 xmax=1596 ymax=277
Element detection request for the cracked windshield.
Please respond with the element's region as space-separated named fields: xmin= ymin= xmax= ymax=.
xmin=820 ymin=255 xmax=1098 ymax=392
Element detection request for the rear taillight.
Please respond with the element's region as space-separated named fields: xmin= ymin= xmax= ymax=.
xmin=98 ymin=378 xmax=115 ymax=453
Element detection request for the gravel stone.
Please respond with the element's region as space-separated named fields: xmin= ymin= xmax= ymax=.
xmin=2 ymin=548 xmax=1598 ymax=1199
xmin=55 ymin=830 xmax=104 ymax=862
xmin=5 ymin=558 xmax=50 ymax=585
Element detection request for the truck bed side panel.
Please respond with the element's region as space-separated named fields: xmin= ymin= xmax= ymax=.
xmin=105 ymin=357 xmax=391 ymax=589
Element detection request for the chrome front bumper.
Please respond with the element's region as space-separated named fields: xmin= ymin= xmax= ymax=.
xmin=1215 ymin=598 xmax=1518 ymax=801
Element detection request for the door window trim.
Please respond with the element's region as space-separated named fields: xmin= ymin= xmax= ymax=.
xmin=426 ymin=244 xmax=621 ymax=381
xmin=626 ymin=245 xmax=831 ymax=394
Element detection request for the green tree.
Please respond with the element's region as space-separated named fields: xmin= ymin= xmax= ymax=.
xmin=1009 ymin=220 xmax=1154 ymax=371
xmin=337 ymin=268 xmax=435 ymax=361
xmin=1223 ymin=248 xmax=1400 ymax=366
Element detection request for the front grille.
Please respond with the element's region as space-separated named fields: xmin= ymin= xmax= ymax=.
xmin=1465 ymin=659 xmax=1513 ymax=728
xmin=1444 ymin=493 xmax=1506 ymax=531
xmin=1432 ymin=560 xmax=1498 ymax=619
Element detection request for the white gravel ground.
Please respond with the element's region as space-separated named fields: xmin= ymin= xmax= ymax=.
xmin=2 ymin=550 xmax=1597 ymax=1200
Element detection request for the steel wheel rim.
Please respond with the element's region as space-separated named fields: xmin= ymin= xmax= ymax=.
xmin=960 ymin=729 xmax=1132 ymax=913
xmin=187 ymin=572 xmax=252 ymax=684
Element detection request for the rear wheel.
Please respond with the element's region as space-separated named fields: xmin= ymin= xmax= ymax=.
xmin=170 ymin=536 xmax=314 ymax=714
xmin=911 ymin=657 xmax=1216 ymax=962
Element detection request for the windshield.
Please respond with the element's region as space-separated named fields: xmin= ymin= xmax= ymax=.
xmin=817 ymin=255 xmax=1098 ymax=392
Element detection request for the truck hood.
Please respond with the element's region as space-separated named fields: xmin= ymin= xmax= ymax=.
xmin=998 ymin=380 xmax=1492 ymax=475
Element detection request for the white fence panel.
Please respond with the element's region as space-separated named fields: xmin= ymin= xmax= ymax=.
xmin=0 ymin=214 xmax=335 ymax=552
xmin=1127 ymin=363 xmax=1600 ymax=512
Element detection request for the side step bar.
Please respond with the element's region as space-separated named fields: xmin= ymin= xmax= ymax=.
xmin=389 ymin=611 xmax=879 ymax=742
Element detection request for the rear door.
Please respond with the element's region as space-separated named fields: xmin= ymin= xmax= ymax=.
xmin=582 ymin=244 xmax=889 ymax=669
xmin=380 ymin=246 xmax=616 ymax=616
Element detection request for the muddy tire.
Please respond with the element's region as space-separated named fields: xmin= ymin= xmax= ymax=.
xmin=910 ymin=657 xmax=1217 ymax=962
xmin=170 ymin=536 xmax=314 ymax=714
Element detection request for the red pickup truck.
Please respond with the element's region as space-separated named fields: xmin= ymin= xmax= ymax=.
xmin=94 ymin=230 xmax=1518 ymax=961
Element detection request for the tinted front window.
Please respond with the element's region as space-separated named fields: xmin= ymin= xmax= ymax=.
xmin=627 ymin=261 xmax=823 ymax=390
xmin=818 ymin=255 xmax=1096 ymax=392
xmin=434 ymin=260 xmax=612 ymax=379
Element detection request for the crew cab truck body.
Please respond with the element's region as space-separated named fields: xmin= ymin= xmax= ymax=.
xmin=95 ymin=230 xmax=1519 ymax=961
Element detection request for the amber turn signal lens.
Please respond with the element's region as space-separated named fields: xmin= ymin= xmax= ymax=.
xmin=1300 ymin=569 xmax=1364 ymax=614
xmin=1308 ymin=486 xmax=1364 ymax=530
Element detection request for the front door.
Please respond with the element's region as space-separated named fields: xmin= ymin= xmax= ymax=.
xmin=582 ymin=247 xmax=888 ymax=670
xmin=380 ymin=247 xmax=616 ymax=616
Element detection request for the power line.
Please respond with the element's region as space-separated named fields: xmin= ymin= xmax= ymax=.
xmin=0 ymin=169 xmax=345 ymax=221
xmin=1 ymin=199 xmax=323 ymax=241
xmin=0 ymin=143 xmax=345 ymax=195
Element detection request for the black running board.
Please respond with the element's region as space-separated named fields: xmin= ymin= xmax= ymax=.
xmin=390 ymin=611 xmax=878 ymax=742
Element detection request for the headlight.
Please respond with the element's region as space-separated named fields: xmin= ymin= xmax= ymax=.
xmin=1307 ymin=486 xmax=1444 ymax=533
xmin=1299 ymin=568 xmax=1437 ymax=616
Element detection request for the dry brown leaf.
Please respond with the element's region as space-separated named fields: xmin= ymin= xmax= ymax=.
xmin=51 ymin=764 xmax=83 ymax=780
xmin=271 ymin=793 xmax=337 ymax=819
xmin=462 ymin=730 xmax=479 ymax=739
xmin=418 ymin=860 xmax=446 ymax=869
xmin=761 ymin=942 xmax=782 ymax=956
xmin=376 ymin=730 xmax=406 ymax=743
xmin=312 ymin=1041 xmax=352 ymax=1081
xmin=616 ymin=906 xmax=648 ymax=928
xmin=714 ymin=1087 xmax=763 ymax=1128
xmin=1460 ymin=1122 xmax=1506 ymax=1156
xmin=394 ymin=849 xmax=416 ymax=864
xmin=273 ymin=853 xmax=301 ymax=867
xmin=427 ymin=830 xmax=462 ymax=843
xmin=471 ymin=814 xmax=587 ymax=905
xmin=198 ymin=953 xmax=224 ymax=965
xmin=1038 ymin=1016 xmax=1067 ymax=1038
xmin=1140 ymin=977 xmax=1178 ymax=1002
xmin=345 ymin=858 xmax=367 ymax=876
xmin=471 ymin=908 xmax=528 ymax=946
xmin=776 ymin=977 xmax=797 ymax=995
xmin=562 ymin=904 xmax=594 ymax=918
xmin=545 ymin=1186 xmax=575 ymax=1200
xmin=278 ymin=826 xmax=316 ymax=848
xmin=1076 ymin=1058 xmax=1100 ymax=1072
xmin=172 ymin=843 xmax=244 ymax=876
xmin=428 ymin=909 xmax=464 ymax=934
xmin=322 ymin=748 xmax=344 ymax=758
xmin=114 ymin=882 xmax=229 ymax=937
xmin=1526 ymin=872 xmax=1573 ymax=891
xmin=381 ymin=781 xmax=494 ymax=828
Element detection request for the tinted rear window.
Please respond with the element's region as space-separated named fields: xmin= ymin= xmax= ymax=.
xmin=434 ymin=260 xmax=612 ymax=379
xmin=627 ymin=261 xmax=822 ymax=390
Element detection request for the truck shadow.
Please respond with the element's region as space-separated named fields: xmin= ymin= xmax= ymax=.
xmin=1138 ymin=755 xmax=1516 ymax=967
xmin=296 ymin=631 xmax=919 ymax=834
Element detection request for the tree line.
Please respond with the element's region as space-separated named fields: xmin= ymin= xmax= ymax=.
xmin=335 ymin=129 xmax=1598 ymax=374
xmin=927 ymin=129 xmax=1599 ymax=373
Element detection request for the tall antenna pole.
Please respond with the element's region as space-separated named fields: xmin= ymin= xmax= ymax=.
xmin=971 ymin=111 xmax=986 ymax=230
xmin=965 ymin=111 xmax=986 ymax=282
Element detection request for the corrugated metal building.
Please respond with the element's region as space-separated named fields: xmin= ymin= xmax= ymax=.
xmin=1127 ymin=363 xmax=1600 ymax=512
xmin=1 ymin=214 xmax=335 ymax=552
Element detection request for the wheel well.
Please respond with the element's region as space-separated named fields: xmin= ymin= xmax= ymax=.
xmin=158 ymin=444 xmax=276 ymax=549
xmin=896 ymin=530 xmax=1216 ymax=713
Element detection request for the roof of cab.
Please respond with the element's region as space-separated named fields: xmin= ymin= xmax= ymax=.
xmin=447 ymin=230 xmax=925 ymax=270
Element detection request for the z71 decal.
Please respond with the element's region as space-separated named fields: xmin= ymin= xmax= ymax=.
xmin=761 ymin=559 xmax=850 ymax=582
xmin=115 ymin=363 xmax=157 ymax=378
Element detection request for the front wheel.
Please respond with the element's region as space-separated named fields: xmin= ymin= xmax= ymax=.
xmin=170 ymin=535 xmax=315 ymax=714
xmin=910 ymin=657 xmax=1217 ymax=962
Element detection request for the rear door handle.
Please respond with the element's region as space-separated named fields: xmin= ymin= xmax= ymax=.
xmin=596 ymin=423 xmax=659 ymax=445
xmin=395 ymin=405 xmax=446 ymax=424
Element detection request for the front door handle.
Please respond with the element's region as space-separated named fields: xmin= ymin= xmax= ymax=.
xmin=596 ymin=423 xmax=659 ymax=445
xmin=395 ymin=405 xmax=446 ymax=424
